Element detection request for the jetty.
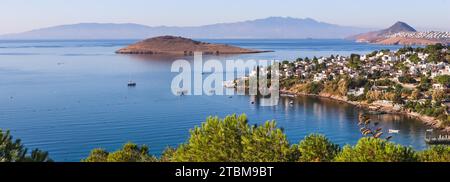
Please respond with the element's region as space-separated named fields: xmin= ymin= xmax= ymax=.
xmin=425 ymin=130 xmax=450 ymax=144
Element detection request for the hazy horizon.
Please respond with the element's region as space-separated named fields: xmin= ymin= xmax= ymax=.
xmin=1 ymin=0 xmax=449 ymax=35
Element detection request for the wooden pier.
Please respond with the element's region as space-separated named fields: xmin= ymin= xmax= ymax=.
xmin=425 ymin=130 xmax=450 ymax=144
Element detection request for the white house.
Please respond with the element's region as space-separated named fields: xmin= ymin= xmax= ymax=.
xmin=347 ymin=87 xmax=365 ymax=96
xmin=433 ymin=83 xmax=445 ymax=90
xmin=313 ymin=73 xmax=327 ymax=82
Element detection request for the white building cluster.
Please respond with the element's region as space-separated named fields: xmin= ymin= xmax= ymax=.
xmin=278 ymin=48 xmax=450 ymax=88
xmin=387 ymin=31 xmax=450 ymax=40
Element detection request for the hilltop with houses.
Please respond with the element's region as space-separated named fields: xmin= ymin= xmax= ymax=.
xmin=236 ymin=44 xmax=450 ymax=130
xmin=279 ymin=44 xmax=450 ymax=129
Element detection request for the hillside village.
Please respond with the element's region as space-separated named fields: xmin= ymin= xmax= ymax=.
xmin=386 ymin=31 xmax=450 ymax=41
xmin=263 ymin=44 xmax=449 ymax=128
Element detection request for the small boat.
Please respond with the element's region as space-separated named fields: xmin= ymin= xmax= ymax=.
xmin=281 ymin=93 xmax=296 ymax=98
xmin=127 ymin=81 xmax=137 ymax=87
xmin=223 ymin=81 xmax=236 ymax=88
xmin=389 ymin=129 xmax=400 ymax=134
xmin=289 ymin=101 xmax=294 ymax=105
xmin=176 ymin=90 xmax=188 ymax=96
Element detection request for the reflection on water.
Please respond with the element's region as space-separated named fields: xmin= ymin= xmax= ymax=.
xmin=0 ymin=39 xmax=428 ymax=162
xmin=272 ymin=95 xmax=428 ymax=148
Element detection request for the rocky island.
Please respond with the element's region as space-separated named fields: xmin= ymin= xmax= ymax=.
xmin=349 ymin=22 xmax=450 ymax=45
xmin=116 ymin=36 xmax=269 ymax=55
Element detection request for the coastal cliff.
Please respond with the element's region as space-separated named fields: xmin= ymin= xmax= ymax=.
xmin=116 ymin=36 xmax=269 ymax=55
xmin=283 ymin=87 xmax=450 ymax=132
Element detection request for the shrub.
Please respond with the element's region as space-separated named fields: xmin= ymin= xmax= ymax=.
xmin=398 ymin=75 xmax=417 ymax=84
xmin=418 ymin=145 xmax=450 ymax=162
xmin=169 ymin=114 xmax=296 ymax=162
xmin=0 ymin=130 xmax=52 ymax=162
xmin=297 ymin=134 xmax=340 ymax=162
xmin=306 ymin=82 xmax=323 ymax=94
xmin=334 ymin=138 xmax=417 ymax=162
xmin=83 ymin=142 xmax=157 ymax=162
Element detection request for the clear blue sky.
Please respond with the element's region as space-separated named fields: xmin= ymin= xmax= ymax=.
xmin=1 ymin=0 xmax=449 ymax=34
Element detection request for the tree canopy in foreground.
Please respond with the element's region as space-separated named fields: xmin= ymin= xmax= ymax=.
xmin=2 ymin=114 xmax=450 ymax=162
xmin=83 ymin=114 xmax=450 ymax=162
xmin=0 ymin=130 xmax=52 ymax=162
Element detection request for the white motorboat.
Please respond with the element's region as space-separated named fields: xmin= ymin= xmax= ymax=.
xmin=388 ymin=129 xmax=400 ymax=134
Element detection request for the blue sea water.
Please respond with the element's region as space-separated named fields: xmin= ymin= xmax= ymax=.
xmin=0 ymin=39 xmax=428 ymax=161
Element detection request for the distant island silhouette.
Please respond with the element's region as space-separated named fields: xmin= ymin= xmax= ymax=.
xmin=0 ymin=17 xmax=371 ymax=39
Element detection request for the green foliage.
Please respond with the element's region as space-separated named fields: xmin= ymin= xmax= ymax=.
xmin=417 ymin=75 xmax=432 ymax=91
xmin=21 ymin=149 xmax=53 ymax=162
xmin=375 ymin=79 xmax=395 ymax=86
xmin=334 ymin=138 xmax=418 ymax=162
xmin=241 ymin=122 xmax=296 ymax=162
xmin=349 ymin=76 xmax=368 ymax=88
xmin=398 ymin=75 xmax=417 ymax=84
xmin=424 ymin=44 xmax=445 ymax=53
xmin=160 ymin=147 xmax=176 ymax=162
xmin=405 ymin=101 xmax=448 ymax=121
xmin=321 ymin=78 xmax=348 ymax=96
xmin=0 ymin=130 xmax=26 ymax=162
xmin=368 ymin=70 xmax=382 ymax=80
xmin=170 ymin=114 xmax=249 ymax=162
xmin=0 ymin=130 xmax=52 ymax=162
xmin=296 ymin=134 xmax=340 ymax=162
xmin=82 ymin=142 xmax=157 ymax=162
xmin=434 ymin=75 xmax=450 ymax=87
xmin=83 ymin=149 xmax=109 ymax=162
xmin=366 ymin=51 xmax=378 ymax=57
xmin=348 ymin=54 xmax=362 ymax=69
xmin=442 ymin=116 xmax=450 ymax=127
xmin=409 ymin=53 xmax=421 ymax=64
xmin=8 ymin=114 xmax=444 ymax=163
xmin=80 ymin=114 xmax=450 ymax=162
xmin=418 ymin=145 xmax=450 ymax=162
xmin=432 ymin=89 xmax=447 ymax=103
xmin=281 ymin=77 xmax=301 ymax=88
xmin=347 ymin=94 xmax=366 ymax=101
xmin=306 ymin=82 xmax=323 ymax=94
xmin=424 ymin=44 xmax=446 ymax=63
xmin=397 ymin=46 xmax=414 ymax=55
xmin=380 ymin=49 xmax=390 ymax=54
xmin=304 ymin=57 xmax=310 ymax=62
xmin=157 ymin=114 xmax=449 ymax=163
xmin=169 ymin=114 xmax=295 ymax=162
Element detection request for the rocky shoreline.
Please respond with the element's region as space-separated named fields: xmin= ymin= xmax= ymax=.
xmin=281 ymin=90 xmax=450 ymax=132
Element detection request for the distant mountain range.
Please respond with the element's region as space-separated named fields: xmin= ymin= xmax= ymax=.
xmin=0 ymin=17 xmax=372 ymax=40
